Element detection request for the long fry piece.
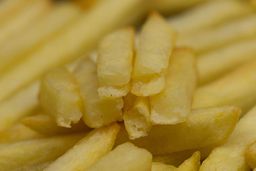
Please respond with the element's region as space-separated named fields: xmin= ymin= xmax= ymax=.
xmin=177 ymin=151 xmax=200 ymax=171
xmin=245 ymin=141 xmax=256 ymax=169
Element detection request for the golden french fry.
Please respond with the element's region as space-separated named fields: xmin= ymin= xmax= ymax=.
xmin=0 ymin=3 xmax=81 ymax=74
xmin=132 ymin=13 xmax=175 ymax=96
xmin=169 ymin=0 xmax=252 ymax=36
xmin=87 ymin=142 xmax=152 ymax=171
xmin=152 ymin=162 xmax=176 ymax=171
xmin=117 ymin=106 xmax=240 ymax=155
xmin=74 ymin=58 xmax=123 ymax=128
xmin=245 ymin=141 xmax=256 ymax=169
xmin=150 ymin=48 xmax=196 ymax=125
xmin=177 ymin=151 xmax=200 ymax=171
xmin=193 ymin=60 xmax=256 ymax=113
xmin=39 ymin=67 xmax=83 ymax=128
xmin=178 ymin=14 xmax=256 ymax=53
xmin=0 ymin=134 xmax=83 ymax=171
xmin=200 ymin=106 xmax=256 ymax=171
xmin=123 ymin=94 xmax=151 ymax=139
xmin=198 ymin=38 xmax=256 ymax=85
xmin=44 ymin=124 xmax=120 ymax=171
xmin=97 ymin=28 xmax=134 ymax=98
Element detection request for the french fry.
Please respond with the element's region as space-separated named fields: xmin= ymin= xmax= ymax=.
xmin=117 ymin=106 xmax=240 ymax=155
xmin=44 ymin=124 xmax=120 ymax=171
xmin=152 ymin=162 xmax=176 ymax=171
xmin=0 ymin=0 xmax=50 ymax=46
xmin=22 ymin=114 xmax=90 ymax=135
xmin=178 ymin=14 xmax=256 ymax=53
xmin=245 ymin=141 xmax=256 ymax=169
xmin=150 ymin=48 xmax=197 ymax=125
xmin=0 ymin=3 xmax=81 ymax=74
xmin=39 ymin=67 xmax=83 ymax=128
xmin=193 ymin=60 xmax=256 ymax=112
xmin=123 ymin=94 xmax=151 ymax=139
xmin=87 ymin=142 xmax=152 ymax=171
xmin=198 ymin=38 xmax=256 ymax=85
xmin=97 ymin=28 xmax=134 ymax=98
xmin=177 ymin=151 xmax=200 ymax=171
xmin=0 ymin=134 xmax=83 ymax=171
xmin=0 ymin=0 xmax=145 ymax=102
xmin=74 ymin=58 xmax=123 ymax=128
xmin=132 ymin=13 xmax=175 ymax=96
xmin=13 ymin=162 xmax=51 ymax=171
xmin=200 ymin=106 xmax=256 ymax=171
xmin=169 ymin=0 xmax=252 ymax=36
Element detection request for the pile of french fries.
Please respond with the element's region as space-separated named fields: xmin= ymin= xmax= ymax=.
xmin=1 ymin=0 xmax=256 ymax=171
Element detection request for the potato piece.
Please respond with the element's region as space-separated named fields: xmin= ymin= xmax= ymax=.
xmin=117 ymin=106 xmax=240 ymax=155
xmin=169 ymin=0 xmax=252 ymax=36
xmin=0 ymin=3 xmax=81 ymax=74
xmin=44 ymin=124 xmax=120 ymax=171
xmin=0 ymin=82 xmax=38 ymax=132
xmin=0 ymin=0 xmax=145 ymax=101
xmin=150 ymin=48 xmax=196 ymax=125
xmin=97 ymin=28 xmax=134 ymax=98
xmin=22 ymin=113 xmax=90 ymax=135
xmin=0 ymin=134 xmax=83 ymax=171
xmin=178 ymin=14 xmax=256 ymax=54
xmin=245 ymin=141 xmax=256 ymax=169
xmin=193 ymin=60 xmax=256 ymax=113
xmin=177 ymin=151 xmax=200 ymax=171
xmin=123 ymin=94 xmax=151 ymax=139
xmin=74 ymin=58 xmax=123 ymax=128
xmin=39 ymin=67 xmax=83 ymax=128
xmin=87 ymin=142 xmax=152 ymax=171
xmin=198 ymin=38 xmax=256 ymax=85
xmin=13 ymin=162 xmax=51 ymax=171
xmin=132 ymin=13 xmax=175 ymax=96
xmin=200 ymin=106 xmax=256 ymax=171
xmin=152 ymin=162 xmax=176 ymax=171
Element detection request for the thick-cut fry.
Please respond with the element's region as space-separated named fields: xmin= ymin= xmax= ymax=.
xmin=0 ymin=3 xmax=81 ymax=74
xmin=123 ymin=94 xmax=151 ymax=139
xmin=39 ymin=67 xmax=83 ymax=128
xmin=177 ymin=151 xmax=200 ymax=171
xmin=169 ymin=0 xmax=252 ymax=36
xmin=132 ymin=13 xmax=175 ymax=96
xmin=198 ymin=38 xmax=256 ymax=85
xmin=0 ymin=82 xmax=39 ymax=132
xmin=200 ymin=106 xmax=256 ymax=171
xmin=193 ymin=60 xmax=256 ymax=113
xmin=117 ymin=106 xmax=240 ymax=155
xmin=44 ymin=124 xmax=120 ymax=171
xmin=97 ymin=28 xmax=134 ymax=98
xmin=152 ymin=162 xmax=176 ymax=171
xmin=0 ymin=0 xmax=145 ymax=102
xmin=22 ymin=114 xmax=90 ymax=135
xmin=0 ymin=0 xmax=50 ymax=46
xmin=150 ymin=48 xmax=196 ymax=125
xmin=178 ymin=14 xmax=256 ymax=53
xmin=0 ymin=134 xmax=83 ymax=171
xmin=87 ymin=142 xmax=152 ymax=171
xmin=245 ymin=141 xmax=256 ymax=169
xmin=74 ymin=59 xmax=123 ymax=128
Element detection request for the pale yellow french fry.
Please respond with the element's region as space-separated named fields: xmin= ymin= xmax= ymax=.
xmin=87 ymin=142 xmax=152 ymax=171
xmin=177 ymin=151 xmax=200 ymax=171
xmin=22 ymin=114 xmax=90 ymax=136
xmin=44 ymin=124 xmax=120 ymax=171
xmin=74 ymin=58 xmax=123 ymax=128
xmin=0 ymin=3 xmax=81 ymax=74
xmin=245 ymin=141 xmax=256 ymax=169
xmin=193 ymin=60 xmax=256 ymax=112
xmin=0 ymin=134 xmax=83 ymax=171
xmin=0 ymin=0 xmax=50 ymax=46
xmin=132 ymin=13 xmax=175 ymax=96
xmin=152 ymin=162 xmax=177 ymax=171
xmin=123 ymin=94 xmax=151 ymax=139
xmin=198 ymin=38 xmax=256 ymax=85
xmin=169 ymin=0 xmax=252 ymax=36
xmin=200 ymin=106 xmax=256 ymax=171
xmin=117 ymin=106 xmax=240 ymax=155
xmin=39 ymin=67 xmax=83 ymax=128
xmin=150 ymin=48 xmax=197 ymax=125
xmin=13 ymin=162 xmax=51 ymax=171
xmin=97 ymin=28 xmax=134 ymax=98
xmin=178 ymin=14 xmax=256 ymax=53
xmin=0 ymin=82 xmax=39 ymax=132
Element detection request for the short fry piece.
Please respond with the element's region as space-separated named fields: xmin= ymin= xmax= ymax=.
xmin=150 ymin=48 xmax=196 ymax=125
xmin=132 ymin=13 xmax=175 ymax=96
xmin=44 ymin=124 xmax=120 ymax=171
xmin=177 ymin=151 xmax=200 ymax=171
xmin=152 ymin=162 xmax=176 ymax=171
xmin=245 ymin=141 xmax=256 ymax=169
xmin=97 ymin=28 xmax=134 ymax=98
xmin=87 ymin=142 xmax=152 ymax=171
xmin=39 ymin=67 xmax=83 ymax=128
